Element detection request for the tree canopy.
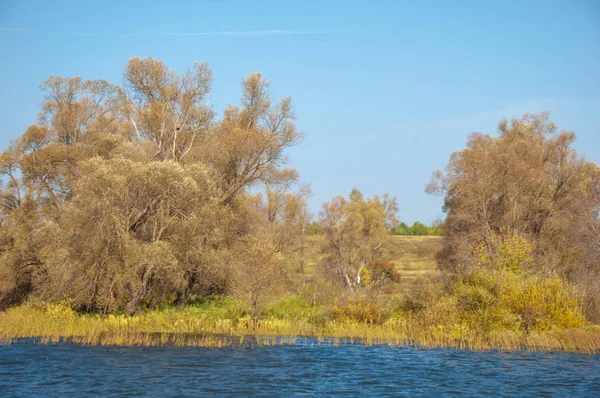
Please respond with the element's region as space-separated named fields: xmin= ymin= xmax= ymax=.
xmin=318 ymin=189 xmax=398 ymax=291
xmin=1 ymin=60 xmax=598 ymax=331
xmin=427 ymin=112 xmax=600 ymax=320
xmin=0 ymin=57 xmax=303 ymax=314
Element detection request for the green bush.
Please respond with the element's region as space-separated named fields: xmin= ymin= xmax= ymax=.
xmin=391 ymin=221 xmax=440 ymax=236
xmin=264 ymin=296 xmax=318 ymax=320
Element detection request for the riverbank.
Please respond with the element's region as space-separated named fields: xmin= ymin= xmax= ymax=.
xmin=1 ymin=299 xmax=599 ymax=353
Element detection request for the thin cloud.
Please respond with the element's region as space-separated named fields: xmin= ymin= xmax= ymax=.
xmin=128 ymin=30 xmax=349 ymax=36
xmin=0 ymin=28 xmax=36 ymax=32
xmin=2 ymin=28 xmax=349 ymax=37
xmin=430 ymin=98 xmax=563 ymax=129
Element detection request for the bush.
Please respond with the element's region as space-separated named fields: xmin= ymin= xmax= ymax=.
xmin=299 ymin=277 xmax=340 ymax=308
xmin=495 ymin=270 xmax=586 ymax=331
xmin=407 ymin=269 xmax=587 ymax=333
xmin=264 ymin=296 xmax=318 ymax=320
xmin=474 ymin=228 xmax=532 ymax=273
xmin=330 ymin=296 xmax=399 ymax=324
xmin=363 ymin=262 xmax=401 ymax=288
xmin=402 ymin=274 xmax=448 ymax=313
xmin=391 ymin=221 xmax=440 ymax=236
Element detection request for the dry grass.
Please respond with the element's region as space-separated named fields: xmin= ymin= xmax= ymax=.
xmin=1 ymin=301 xmax=599 ymax=353
xmin=387 ymin=236 xmax=443 ymax=294
xmin=298 ymin=235 xmax=443 ymax=294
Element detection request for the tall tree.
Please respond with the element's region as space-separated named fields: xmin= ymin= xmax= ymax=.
xmin=123 ymin=57 xmax=214 ymax=161
xmin=319 ymin=189 xmax=398 ymax=291
xmin=0 ymin=58 xmax=303 ymax=314
xmin=427 ymin=112 xmax=600 ymax=320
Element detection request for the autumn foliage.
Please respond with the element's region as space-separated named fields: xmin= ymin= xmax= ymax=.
xmin=0 ymin=57 xmax=598 ymax=342
xmin=0 ymin=57 xmax=305 ymax=314
xmin=428 ymin=113 xmax=600 ymax=321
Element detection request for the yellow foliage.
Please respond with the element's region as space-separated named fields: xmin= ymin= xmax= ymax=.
xmin=497 ymin=271 xmax=586 ymax=331
xmin=360 ymin=267 xmax=372 ymax=286
xmin=476 ymin=228 xmax=532 ymax=272
xmin=441 ymin=269 xmax=587 ymax=332
xmin=45 ymin=300 xmax=76 ymax=318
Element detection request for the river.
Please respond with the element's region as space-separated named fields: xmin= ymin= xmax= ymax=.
xmin=1 ymin=339 xmax=599 ymax=396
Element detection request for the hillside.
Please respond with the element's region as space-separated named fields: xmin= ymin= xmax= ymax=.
xmin=387 ymin=236 xmax=444 ymax=294
xmin=301 ymin=235 xmax=443 ymax=294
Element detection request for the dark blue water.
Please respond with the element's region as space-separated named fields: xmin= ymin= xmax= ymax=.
xmin=1 ymin=340 xmax=599 ymax=397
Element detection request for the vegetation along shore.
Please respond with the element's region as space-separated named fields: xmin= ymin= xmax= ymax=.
xmin=1 ymin=58 xmax=599 ymax=352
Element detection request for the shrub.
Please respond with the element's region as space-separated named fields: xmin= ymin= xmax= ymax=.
xmin=330 ymin=296 xmax=398 ymax=324
xmin=403 ymin=274 xmax=448 ymax=313
xmin=409 ymin=268 xmax=587 ymax=333
xmin=496 ymin=270 xmax=586 ymax=331
xmin=299 ymin=277 xmax=340 ymax=308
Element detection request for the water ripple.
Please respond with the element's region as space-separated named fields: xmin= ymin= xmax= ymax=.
xmin=0 ymin=339 xmax=599 ymax=397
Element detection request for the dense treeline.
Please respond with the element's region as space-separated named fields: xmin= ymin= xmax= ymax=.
xmin=391 ymin=221 xmax=440 ymax=236
xmin=0 ymin=57 xmax=309 ymax=317
xmin=0 ymin=58 xmax=401 ymax=320
xmin=1 ymin=59 xmax=599 ymax=337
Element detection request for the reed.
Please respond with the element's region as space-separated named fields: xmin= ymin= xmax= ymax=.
xmin=1 ymin=301 xmax=599 ymax=353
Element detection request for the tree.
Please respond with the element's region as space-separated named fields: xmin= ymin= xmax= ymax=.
xmin=427 ymin=112 xmax=600 ymax=320
xmin=230 ymin=234 xmax=285 ymax=327
xmin=391 ymin=222 xmax=410 ymax=235
xmin=0 ymin=58 xmax=303 ymax=314
xmin=37 ymin=158 xmax=202 ymax=313
xmin=123 ymin=57 xmax=214 ymax=161
xmin=192 ymin=73 xmax=302 ymax=206
xmin=410 ymin=222 xmax=430 ymax=236
xmin=390 ymin=221 xmax=439 ymax=236
xmin=319 ymin=189 xmax=398 ymax=291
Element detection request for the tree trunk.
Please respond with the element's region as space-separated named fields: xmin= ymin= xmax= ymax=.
xmin=250 ymin=295 xmax=259 ymax=330
xmin=174 ymin=272 xmax=197 ymax=306
xmin=343 ymin=272 xmax=355 ymax=292
xmin=124 ymin=293 xmax=141 ymax=316
xmin=124 ymin=266 xmax=152 ymax=315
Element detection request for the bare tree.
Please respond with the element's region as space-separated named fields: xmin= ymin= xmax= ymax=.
xmin=123 ymin=57 xmax=214 ymax=161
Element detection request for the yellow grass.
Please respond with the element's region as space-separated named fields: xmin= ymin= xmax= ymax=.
xmin=299 ymin=235 xmax=443 ymax=294
xmin=1 ymin=302 xmax=599 ymax=353
xmin=388 ymin=236 xmax=443 ymax=294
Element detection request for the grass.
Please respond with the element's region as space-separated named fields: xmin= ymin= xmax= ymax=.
xmin=298 ymin=235 xmax=443 ymax=294
xmin=1 ymin=297 xmax=599 ymax=353
xmin=387 ymin=235 xmax=443 ymax=294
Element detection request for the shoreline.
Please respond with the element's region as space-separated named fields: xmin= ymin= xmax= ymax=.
xmin=2 ymin=305 xmax=599 ymax=353
xmin=2 ymin=332 xmax=600 ymax=354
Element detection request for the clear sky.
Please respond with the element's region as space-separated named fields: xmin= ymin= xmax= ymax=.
xmin=1 ymin=0 xmax=599 ymax=224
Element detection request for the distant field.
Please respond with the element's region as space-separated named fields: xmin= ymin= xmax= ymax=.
xmin=301 ymin=235 xmax=443 ymax=294
xmin=387 ymin=236 xmax=443 ymax=294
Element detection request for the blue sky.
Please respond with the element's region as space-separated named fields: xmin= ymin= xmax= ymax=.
xmin=1 ymin=0 xmax=599 ymax=223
